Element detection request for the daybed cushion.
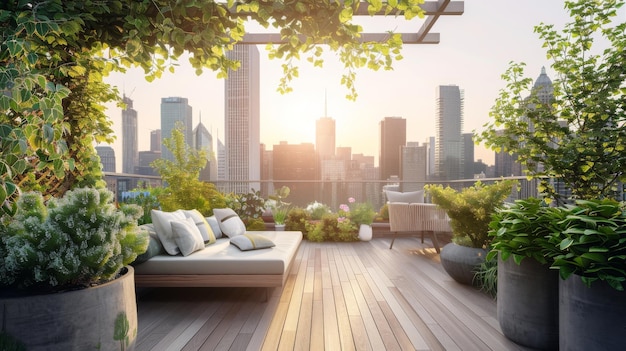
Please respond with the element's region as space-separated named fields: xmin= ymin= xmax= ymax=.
xmin=171 ymin=217 xmax=205 ymax=256
xmin=230 ymin=233 xmax=275 ymax=251
xmin=206 ymin=215 xmax=223 ymax=238
xmin=133 ymin=231 xmax=302 ymax=276
xmin=385 ymin=190 xmax=424 ymax=203
xmin=183 ymin=209 xmax=216 ymax=244
xmin=151 ymin=209 xmax=187 ymax=255
xmin=133 ymin=224 xmax=165 ymax=264
xmin=213 ymin=208 xmax=246 ymax=237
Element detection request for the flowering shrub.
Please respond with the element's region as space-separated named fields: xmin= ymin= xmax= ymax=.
xmin=0 ymin=187 xmax=149 ymax=292
xmin=306 ymin=201 xmax=331 ymax=220
xmin=340 ymin=197 xmax=376 ymax=226
xmin=306 ymin=213 xmax=358 ymax=242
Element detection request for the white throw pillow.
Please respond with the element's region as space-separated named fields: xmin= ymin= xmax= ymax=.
xmin=183 ymin=209 xmax=216 ymax=244
xmin=213 ymin=208 xmax=246 ymax=237
xmin=206 ymin=215 xmax=223 ymax=239
xmin=385 ymin=190 xmax=424 ymax=203
xmin=151 ymin=209 xmax=186 ymax=255
xmin=171 ymin=217 xmax=205 ymax=256
xmin=230 ymin=234 xmax=275 ymax=251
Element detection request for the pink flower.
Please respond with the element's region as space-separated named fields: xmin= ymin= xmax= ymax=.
xmin=348 ymin=197 xmax=355 ymax=203
xmin=339 ymin=204 xmax=349 ymax=212
xmin=337 ymin=217 xmax=346 ymax=222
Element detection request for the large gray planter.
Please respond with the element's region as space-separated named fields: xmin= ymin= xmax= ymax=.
xmin=497 ymin=256 xmax=559 ymax=350
xmin=0 ymin=266 xmax=137 ymax=351
xmin=560 ymin=274 xmax=626 ymax=351
xmin=440 ymin=243 xmax=487 ymax=286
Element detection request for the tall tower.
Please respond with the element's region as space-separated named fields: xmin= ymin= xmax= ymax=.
xmin=193 ymin=117 xmax=215 ymax=181
xmin=435 ymin=85 xmax=464 ymax=180
xmin=316 ymin=117 xmax=336 ymax=162
xmin=160 ymin=97 xmax=192 ymax=162
xmin=121 ymin=95 xmax=138 ymax=174
xmin=401 ymin=142 xmax=427 ymax=191
xmin=224 ymin=44 xmax=260 ymax=193
xmin=379 ymin=116 xmax=406 ymax=181
xmin=462 ymin=132 xmax=475 ymax=179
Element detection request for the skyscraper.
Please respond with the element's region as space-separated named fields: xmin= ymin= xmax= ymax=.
xmin=95 ymin=146 xmax=116 ymax=172
xmin=462 ymin=132 xmax=475 ymax=179
xmin=316 ymin=117 xmax=336 ymax=161
xmin=121 ymin=95 xmax=138 ymax=174
xmin=435 ymin=85 xmax=464 ymax=180
xmin=224 ymin=44 xmax=260 ymax=194
xmin=379 ymin=117 xmax=406 ymax=181
xmin=401 ymin=142 xmax=428 ymax=191
xmin=160 ymin=97 xmax=192 ymax=162
xmin=193 ymin=119 xmax=216 ymax=181
xmin=150 ymin=129 xmax=161 ymax=152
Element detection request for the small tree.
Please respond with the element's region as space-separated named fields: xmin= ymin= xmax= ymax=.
xmin=151 ymin=124 xmax=225 ymax=215
xmin=476 ymin=0 xmax=626 ymax=204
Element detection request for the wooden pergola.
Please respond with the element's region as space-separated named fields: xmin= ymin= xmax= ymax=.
xmin=240 ymin=0 xmax=464 ymax=44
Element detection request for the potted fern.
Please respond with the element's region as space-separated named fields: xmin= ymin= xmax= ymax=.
xmin=487 ymin=198 xmax=563 ymax=349
xmin=0 ymin=187 xmax=148 ymax=350
xmin=425 ymin=180 xmax=516 ymax=285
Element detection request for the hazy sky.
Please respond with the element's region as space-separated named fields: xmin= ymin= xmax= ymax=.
xmin=103 ymin=1 xmax=596 ymax=170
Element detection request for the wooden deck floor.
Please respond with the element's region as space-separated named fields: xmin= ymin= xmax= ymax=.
xmin=135 ymin=238 xmax=531 ymax=351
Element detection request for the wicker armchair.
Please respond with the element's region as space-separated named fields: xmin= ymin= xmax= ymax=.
xmin=387 ymin=203 xmax=452 ymax=252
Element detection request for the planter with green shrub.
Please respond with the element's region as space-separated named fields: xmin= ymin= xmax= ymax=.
xmin=487 ymin=197 xmax=563 ymax=350
xmin=425 ymin=180 xmax=516 ymax=285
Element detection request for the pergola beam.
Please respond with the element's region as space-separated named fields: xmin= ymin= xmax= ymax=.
xmin=238 ymin=0 xmax=464 ymax=45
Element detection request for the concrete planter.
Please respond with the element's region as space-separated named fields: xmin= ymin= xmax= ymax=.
xmin=440 ymin=243 xmax=487 ymax=286
xmin=559 ymin=274 xmax=626 ymax=351
xmin=497 ymin=256 xmax=559 ymax=350
xmin=0 ymin=266 xmax=137 ymax=351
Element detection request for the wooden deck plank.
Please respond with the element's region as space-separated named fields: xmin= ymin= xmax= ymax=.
xmin=136 ymin=239 xmax=533 ymax=351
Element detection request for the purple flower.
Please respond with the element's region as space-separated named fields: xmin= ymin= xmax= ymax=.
xmin=339 ymin=204 xmax=349 ymax=212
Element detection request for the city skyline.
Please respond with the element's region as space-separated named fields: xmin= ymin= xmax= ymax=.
xmin=102 ymin=1 xmax=595 ymax=171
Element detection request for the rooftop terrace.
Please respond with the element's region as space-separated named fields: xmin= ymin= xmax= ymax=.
xmin=135 ymin=236 xmax=531 ymax=351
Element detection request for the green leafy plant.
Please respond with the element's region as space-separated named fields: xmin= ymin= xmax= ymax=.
xmin=268 ymin=186 xmax=291 ymax=225
xmin=425 ymin=180 xmax=517 ymax=248
xmin=0 ymin=187 xmax=148 ymax=293
xmin=487 ymin=197 xmax=566 ymax=264
xmin=347 ymin=201 xmax=376 ymax=226
xmin=271 ymin=207 xmax=290 ymax=226
xmin=285 ymin=207 xmax=310 ymax=235
xmin=152 ymin=125 xmax=226 ymax=216
xmin=305 ymin=213 xmax=358 ymax=242
xmin=225 ymin=189 xmax=266 ymax=222
xmin=476 ymin=0 xmax=626 ymax=205
xmin=306 ymin=201 xmax=331 ymax=220
xmin=378 ymin=203 xmax=390 ymax=221
xmin=474 ymin=258 xmax=498 ymax=299
xmin=121 ymin=187 xmax=161 ymax=225
xmin=550 ymin=199 xmax=626 ymax=291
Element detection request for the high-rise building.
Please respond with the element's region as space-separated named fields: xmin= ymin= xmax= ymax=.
xmin=217 ymin=137 xmax=226 ymax=187
xmin=401 ymin=142 xmax=428 ymax=192
xmin=495 ymin=68 xmax=554 ymax=178
xmin=435 ymin=85 xmax=464 ymax=180
xmin=316 ymin=117 xmax=336 ymax=161
xmin=224 ymin=44 xmax=260 ymax=194
xmin=160 ymin=97 xmax=192 ymax=162
xmin=462 ymin=132 xmax=475 ymax=179
xmin=95 ymin=146 xmax=116 ymax=172
xmin=193 ymin=120 xmax=215 ymax=181
xmin=150 ymin=129 xmax=161 ymax=152
xmin=379 ymin=117 xmax=406 ymax=181
xmin=121 ymin=95 xmax=138 ymax=174
xmin=273 ymin=142 xmax=316 ymax=207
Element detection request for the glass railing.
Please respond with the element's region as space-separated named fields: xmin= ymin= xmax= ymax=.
xmin=104 ymin=172 xmax=546 ymax=210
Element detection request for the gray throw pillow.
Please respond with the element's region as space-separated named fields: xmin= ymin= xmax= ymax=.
xmin=230 ymin=234 xmax=275 ymax=251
